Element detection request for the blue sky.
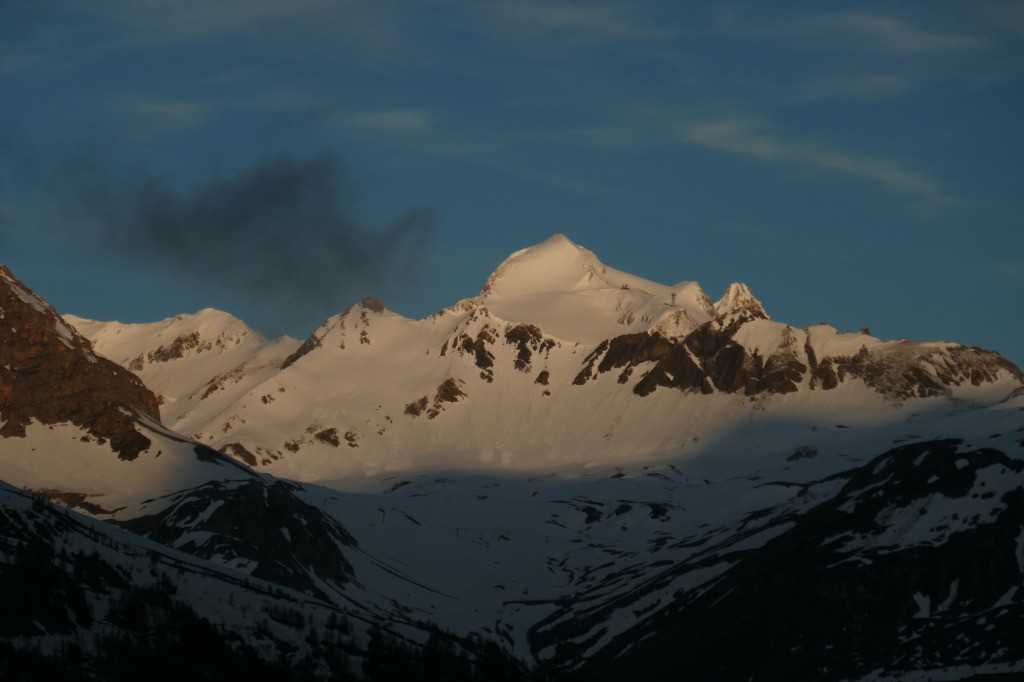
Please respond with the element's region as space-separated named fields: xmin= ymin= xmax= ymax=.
xmin=1 ymin=1 xmax=1022 ymax=365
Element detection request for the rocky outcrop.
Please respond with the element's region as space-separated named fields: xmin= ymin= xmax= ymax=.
xmin=449 ymin=323 xmax=497 ymax=382
xmin=0 ymin=266 xmax=161 ymax=460
xmin=147 ymin=331 xmax=211 ymax=363
xmin=504 ymin=323 xmax=557 ymax=373
xmin=572 ymin=315 xmax=797 ymax=397
xmin=280 ymin=296 xmax=389 ymax=369
xmin=406 ymin=378 xmax=468 ymax=420
xmin=568 ymin=314 xmax=1016 ymax=400
xmin=714 ymin=282 xmax=768 ymax=320
xmin=829 ymin=344 xmax=1020 ymax=399
xmin=222 ymin=441 xmax=257 ymax=466
xmin=279 ymin=333 xmax=320 ymax=369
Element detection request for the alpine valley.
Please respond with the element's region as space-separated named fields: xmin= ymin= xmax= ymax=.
xmin=2 ymin=234 xmax=1023 ymax=681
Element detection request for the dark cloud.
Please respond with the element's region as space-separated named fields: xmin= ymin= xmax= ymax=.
xmin=68 ymin=152 xmax=435 ymax=325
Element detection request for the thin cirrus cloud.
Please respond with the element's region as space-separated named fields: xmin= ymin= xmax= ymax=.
xmin=337 ymin=108 xmax=601 ymax=194
xmin=679 ymin=118 xmax=945 ymax=202
xmin=994 ymin=262 xmax=1024 ymax=281
xmin=95 ymin=0 xmax=333 ymax=43
xmin=117 ymin=96 xmax=214 ymax=133
xmin=981 ymin=2 xmax=1024 ymax=38
xmin=480 ymin=1 xmax=677 ymax=46
xmin=350 ymin=109 xmax=436 ymax=134
xmin=82 ymin=0 xmax=410 ymax=67
xmin=791 ymin=72 xmax=915 ymax=103
xmin=798 ymin=13 xmax=991 ymax=53
xmin=716 ymin=10 xmax=991 ymax=54
xmin=555 ymin=111 xmax=945 ymax=204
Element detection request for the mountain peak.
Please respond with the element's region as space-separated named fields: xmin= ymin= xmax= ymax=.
xmin=535 ymin=232 xmax=579 ymax=251
xmin=481 ymin=234 xmax=606 ymax=297
xmin=358 ymin=296 xmax=388 ymax=314
xmin=1 ymin=264 xmax=95 ymax=355
xmin=715 ymin=282 xmax=768 ymax=319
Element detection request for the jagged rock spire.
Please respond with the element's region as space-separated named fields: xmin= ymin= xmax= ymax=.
xmin=714 ymin=282 xmax=768 ymax=320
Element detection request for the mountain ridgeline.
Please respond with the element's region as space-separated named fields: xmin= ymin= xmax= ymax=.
xmin=2 ymin=235 xmax=1024 ymax=680
xmin=67 ymin=234 xmax=1021 ymax=479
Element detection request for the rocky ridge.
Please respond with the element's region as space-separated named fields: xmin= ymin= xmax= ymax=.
xmin=0 ymin=266 xmax=160 ymax=459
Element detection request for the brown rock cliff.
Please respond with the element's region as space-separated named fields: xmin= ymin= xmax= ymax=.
xmin=0 ymin=266 xmax=161 ymax=460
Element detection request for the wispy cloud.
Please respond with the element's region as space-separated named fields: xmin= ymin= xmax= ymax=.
xmin=802 ymin=13 xmax=990 ymax=53
xmin=553 ymin=110 xmax=947 ymax=204
xmin=118 ymin=96 xmax=213 ymax=132
xmin=0 ymin=6 xmax=89 ymax=75
xmin=351 ymin=109 xmax=435 ymax=134
xmin=993 ymin=261 xmax=1024 ymax=281
xmin=979 ymin=2 xmax=1024 ymax=38
xmin=485 ymin=1 xmax=677 ymax=45
xmin=473 ymin=157 xmax=603 ymax=195
xmin=792 ymin=73 xmax=914 ymax=103
xmin=679 ymin=117 xmax=945 ymax=202
xmin=79 ymin=0 xmax=411 ymax=72
xmin=0 ymin=44 xmax=66 ymax=75
xmin=717 ymin=10 xmax=990 ymax=54
xmin=333 ymin=106 xmax=601 ymax=194
xmin=97 ymin=0 xmax=335 ymax=44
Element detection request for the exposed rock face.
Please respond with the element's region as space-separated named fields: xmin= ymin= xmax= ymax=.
xmin=450 ymin=320 xmax=497 ymax=382
xmin=0 ymin=266 xmax=161 ymax=459
xmin=828 ymin=344 xmax=1018 ymax=399
xmin=568 ymin=313 xmax=1018 ymax=400
xmin=279 ymin=333 xmax=320 ymax=370
xmin=570 ymin=317 xmax=804 ymax=397
xmin=358 ymin=296 xmax=387 ymax=314
xmin=714 ymin=282 xmax=768 ymax=320
xmin=147 ymin=331 xmax=210 ymax=363
xmin=504 ymin=323 xmax=556 ymax=372
xmin=281 ymin=296 xmax=390 ymax=369
xmin=222 ymin=441 xmax=257 ymax=466
xmin=406 ymin=378 xmax=468 ymax=420
xmin=404 ymin=396 xmax=429 ymax=417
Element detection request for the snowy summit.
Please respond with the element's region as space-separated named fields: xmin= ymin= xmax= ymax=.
xmin=60 ymin=235 xmax=1022 ymax=482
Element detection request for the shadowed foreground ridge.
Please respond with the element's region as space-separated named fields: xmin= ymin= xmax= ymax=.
xmin=572 ymin=440 xmax=1024 ymax=680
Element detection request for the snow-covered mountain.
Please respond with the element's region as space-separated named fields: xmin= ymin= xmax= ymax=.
xmin=0 ymin=265 xmax=471 ymax=630
xmin=70 ymin=234 xmax=1022 ymax=482
xmin=64 ymin=308 xmax=301 ymax=445
xmin=4 ymin=236 xmax=1024 ymax=680
xmin=0 ymin=261 xmax=559 ymax=679
xmin=0 ymin=266 xmax=366 ymax=596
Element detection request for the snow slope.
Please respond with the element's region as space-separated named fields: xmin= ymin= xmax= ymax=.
xmin=473 ymin=233 xmax=718 ymax=342
xmin=0 ymin=417 xmax=256 ymax=514
xmin=5 ymin=248 xmax=1024 ymax=679
xmin=296 ymin=388 xmax=1024 ymax=673
xmin=67 ymin=235 xmax=1023 ymax=483
xmin=65 ymin=309 xmax=301 ymax=436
